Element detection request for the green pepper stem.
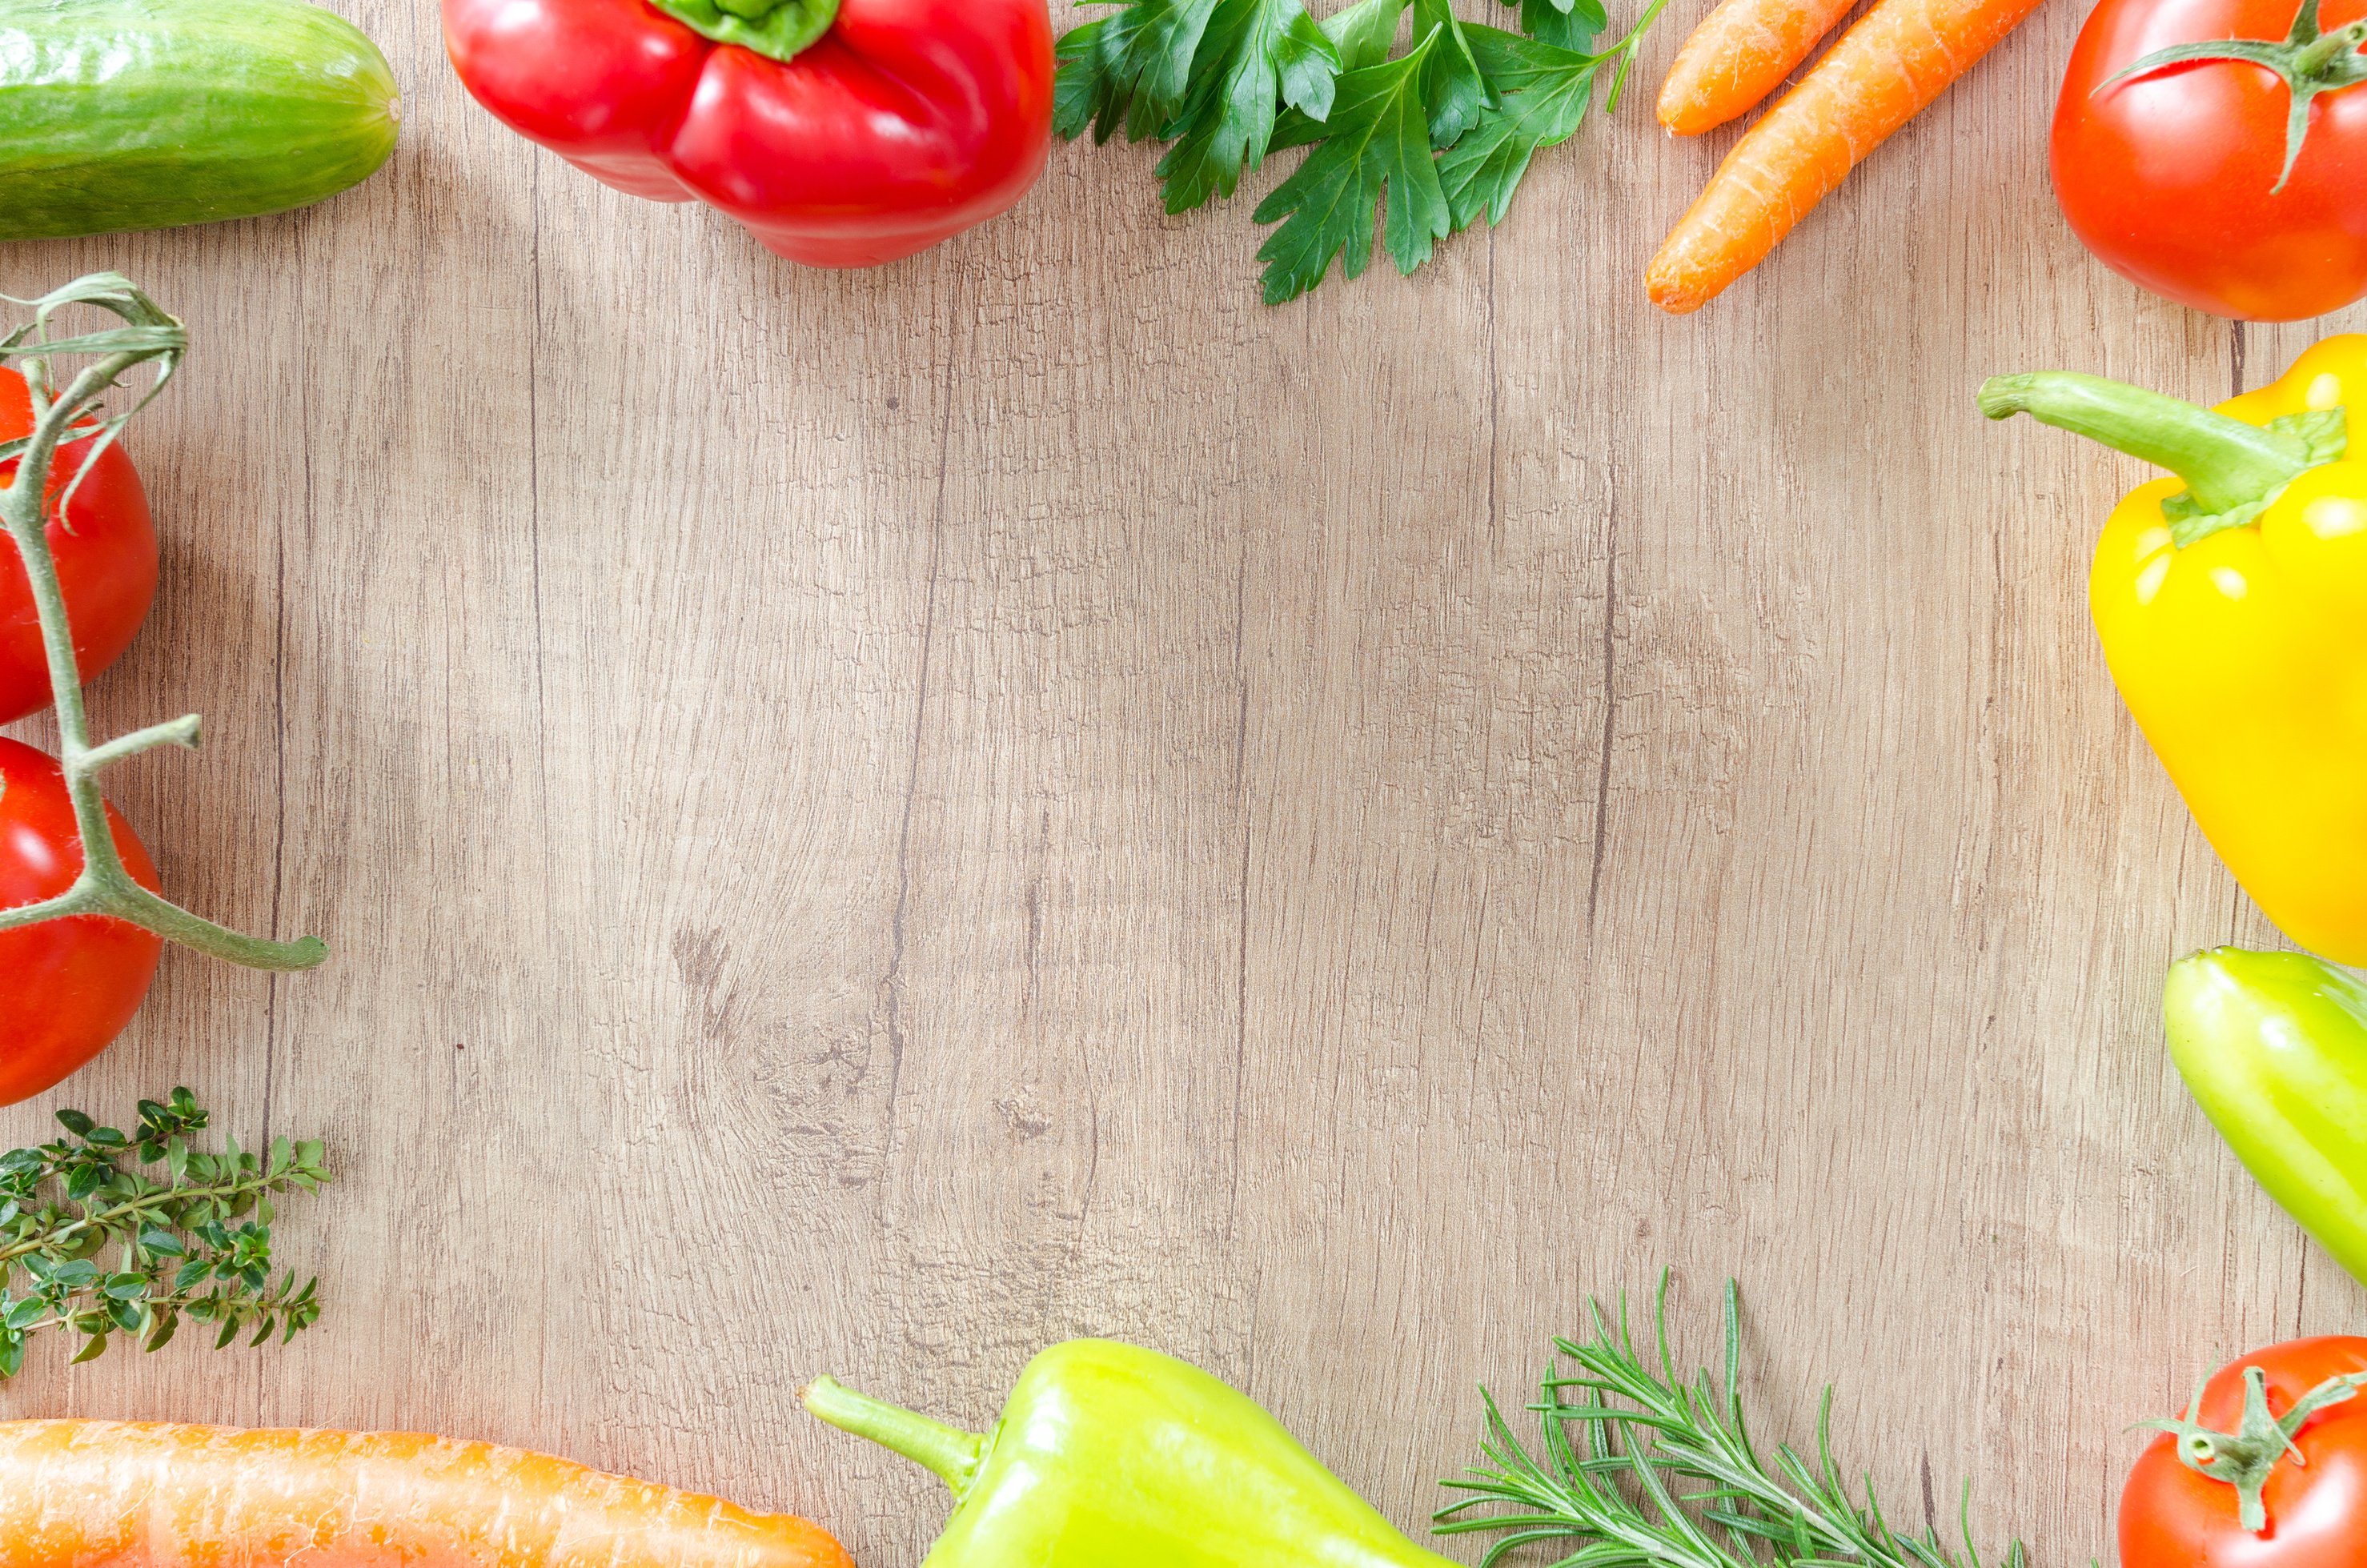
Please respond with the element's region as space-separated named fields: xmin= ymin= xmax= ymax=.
xmin=1977 ymin=372 xmax=2312 ymax=515
xmin=802 ymin=1376 xmax=986 ymax=1493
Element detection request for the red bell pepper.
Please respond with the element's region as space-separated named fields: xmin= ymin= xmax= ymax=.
xmin=443 ymin=0 xmax=1053 ymax=267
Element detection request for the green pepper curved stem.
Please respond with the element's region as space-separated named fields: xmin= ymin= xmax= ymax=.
xmin=1978 ymin=371 xmax=2314 ymax=515
xmin=644 ymin=0 xmax=838 ymax=62
xmin=801 ymin=1376 xmax=985 ymax=1493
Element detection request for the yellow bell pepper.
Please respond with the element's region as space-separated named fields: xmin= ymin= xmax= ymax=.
xmin=1981 ymin=337 xmax=2367 ymax=963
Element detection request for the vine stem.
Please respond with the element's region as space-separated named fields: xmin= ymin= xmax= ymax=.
xmin=0 ymin=276 xmax=324 ymax=970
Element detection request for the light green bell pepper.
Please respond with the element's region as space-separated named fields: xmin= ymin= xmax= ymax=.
xmin=2164 ymin=946 xmax=2367 ymax=1283
xmin=804 ymin=1338 xmax=1458 ymax=1567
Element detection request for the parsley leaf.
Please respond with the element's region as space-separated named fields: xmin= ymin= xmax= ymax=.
xmin=1054 ymin=0 xmax=1663 ymax=302
xmin=1253 ymin=26 xmax=1452 ymax=303
xmin=1326 ymin=0 xmax=1412 ymax=68
xmin=1158 ymin=2 xmax=1342 ymax=210
xmin=1412 ymin=0 xmax=1492 ymax=147
xmin=1498 ymin=0 xmax=1609 ymax=50
xmin=1054 ymin=0 xmax=1223 ymax=146
xmin=1056 ymin=0 xmax=1343 ymax=212
xmin=1438 ymin=9 xmax=1656 ymax=231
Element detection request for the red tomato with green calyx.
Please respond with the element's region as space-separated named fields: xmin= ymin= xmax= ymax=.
xmin=2053 ymin=0 xmax=2367 ymax=320
xmin=0 ymin=737 xmax=162 ymax=1105
xmin=0 ymin=366 xmax=158 ymax=725
xmin=2121 ymin=1334 xmax=2367 ymax=1567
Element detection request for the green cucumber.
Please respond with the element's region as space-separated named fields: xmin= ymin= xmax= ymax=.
xmin=0 ymin=0 xmax=399 ymax=241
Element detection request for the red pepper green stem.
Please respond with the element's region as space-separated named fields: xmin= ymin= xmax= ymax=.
xmin=645 ymin=0 xmax=838 ymax=61
xmin=801 ymin=1377 xmax=985 ymax=1494
xmin=1979 ymin=372 xmax=2313 ymax=515
xmin=0 ymin=274 xmax=326 ymax=971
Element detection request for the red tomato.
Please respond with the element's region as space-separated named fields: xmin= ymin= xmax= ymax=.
xmin=2121 ymin=1334 xmax=2367 ymax=1566
xmin=0 ymin=738 xmax=162 ymax=1105
xmin=2052 ymin=0 xmax=2367 ymax=319
xmin=0 ymin=367 xmax=159 ymax=725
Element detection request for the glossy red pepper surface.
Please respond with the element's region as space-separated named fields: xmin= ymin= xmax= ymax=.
xmin=443 ymin=0 xmax=1053 ymax=267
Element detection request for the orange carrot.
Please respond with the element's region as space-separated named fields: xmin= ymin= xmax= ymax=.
xmin=1656 ymin=0 xmax=1864 ymax=134
xmin=1646 ymin=0 xmax=2047 ymax=313
xmin=0 ymin=1422 xmax=853 ymax=1568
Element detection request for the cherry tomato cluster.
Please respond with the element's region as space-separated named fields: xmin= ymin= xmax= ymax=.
xmin=0 ymin=367 xmax=169 ymax=1101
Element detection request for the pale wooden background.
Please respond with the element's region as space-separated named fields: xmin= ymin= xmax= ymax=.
xmin=5 ymin=0 xmax=2360 ymax=1560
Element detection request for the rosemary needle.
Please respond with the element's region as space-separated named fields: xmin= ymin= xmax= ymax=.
xmin=1438 ymin=1278 xmax=2032 ymax=1568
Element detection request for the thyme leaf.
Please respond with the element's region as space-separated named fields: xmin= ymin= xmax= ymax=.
xmin=0 ymin=1089 xmax=329 ymax=1378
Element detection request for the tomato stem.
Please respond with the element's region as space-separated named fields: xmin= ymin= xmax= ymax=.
xmin=2138 ymin=1365 xmax=2367 ymax=1534
xmin=0 ymin=275 xmax=326 ymax=971
xmin=2098 ymin=0 xmax=2367 ymax=192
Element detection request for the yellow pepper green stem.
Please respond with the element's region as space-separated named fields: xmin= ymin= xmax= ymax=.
xmin=802 ymin=1339 xmax=1460 ymax=1568
xmin=1977 ymin=372 xmax=2321 ymax=529
xmin=2165 ymin=947 xmax=2367 ymax=1287
xmin=1978 ymin=335 xmax=2367 ymax=963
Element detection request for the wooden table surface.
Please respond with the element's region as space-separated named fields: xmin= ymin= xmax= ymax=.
xmin=5 ymin=2 xmax=2361 ymax=1561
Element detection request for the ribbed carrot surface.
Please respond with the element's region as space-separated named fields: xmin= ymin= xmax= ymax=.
xmin=1645 ymin=0 xmax=2046 ymax=312
xmin=0 ymin=1422 xmax=854 ymax=1568
xmin=1656 ymin=0 xmax=1864 ymax=134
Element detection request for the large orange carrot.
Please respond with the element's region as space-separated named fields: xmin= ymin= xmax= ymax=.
xmin=0 ymin=1422 xmax=853 ymax=1568
xmin=1656 ymin=0 xmax=1864 ymax=134
xmin=1646 ymin=0 xmax=2047 ymax=313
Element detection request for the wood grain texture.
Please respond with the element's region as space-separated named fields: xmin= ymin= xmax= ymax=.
xmin=5 ymin=1 xmax=2362 ymax=1562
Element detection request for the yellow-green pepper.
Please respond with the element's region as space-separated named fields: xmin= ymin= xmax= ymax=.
xmin=2164 ymin=946 xmax=2367 ymax=1286
xmin=802 ymin=1339 xmax=1458 ymax=1567
xmin=1980 ymin=337 xmax=2367 ymax=963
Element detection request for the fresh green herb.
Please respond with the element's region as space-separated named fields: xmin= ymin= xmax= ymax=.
xmin=1254 ymin=26 xmax=1452 ymax=301
xmin=1438 ymin=12 xmax=1659 ymax=233
xmin=0 ymin=1089 xmax=329 ymax=1378
xmin=1438 ymin=1279 xmax=2032 ymax=1568
xmin=1055 ymin=0 xmax=1662 ymax=303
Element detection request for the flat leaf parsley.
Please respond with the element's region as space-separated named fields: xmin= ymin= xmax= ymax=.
xmin=1055 ymin=0 xmax=1665 ymax=303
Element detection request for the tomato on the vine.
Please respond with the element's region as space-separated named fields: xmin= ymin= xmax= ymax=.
xmin=0 ymin=737 xmax=162 ymax=1105
xmin=2122 ymin=1334 xmax=2367 ymax=1567
xmin=0 ymin=366 xmax=158 ymax=726
xmin=2052 ymin=0 xmax=2367 ymax=320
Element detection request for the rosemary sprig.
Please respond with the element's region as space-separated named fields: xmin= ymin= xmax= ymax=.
xmin=0 ymin=1089 xmax=329 ymax=1378
xmin=1438 ymin=1279 xmax=2032 ymax=1568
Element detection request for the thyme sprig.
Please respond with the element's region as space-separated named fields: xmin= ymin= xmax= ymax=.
xmin=1438 ymin=1280 xmax=2032 ymax=1568
xmin=0 ymin=1089 xmax=329 ymax=1378
xmin=0 ymin=272 xmax=326 ymax=970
